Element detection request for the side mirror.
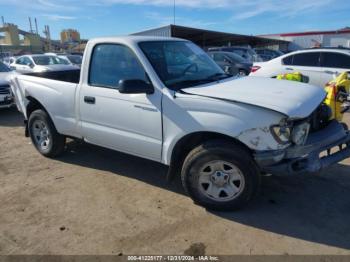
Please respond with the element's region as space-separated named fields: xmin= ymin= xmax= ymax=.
xmin=28 ymin=62 xmax=34 ymax=68
xmin=118 ymin=79 xmax=154 ymax=94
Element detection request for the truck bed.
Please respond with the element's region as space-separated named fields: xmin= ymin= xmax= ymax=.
xmin=11 ymin=73 xmax=80 ymax=138
xmin=25 ymin=69 xmax=81 ymax=84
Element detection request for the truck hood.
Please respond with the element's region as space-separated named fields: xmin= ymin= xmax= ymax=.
xmin=0 ymin=71 xmax=17 ymax=84
xmin=183 ymin=76 xmax=326 ymax=119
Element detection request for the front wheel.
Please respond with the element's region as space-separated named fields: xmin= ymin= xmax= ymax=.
xmin=181 ymin=140 xmax=260 ymax=211
xmin=28 ymin=109 xmax=66 ymax=157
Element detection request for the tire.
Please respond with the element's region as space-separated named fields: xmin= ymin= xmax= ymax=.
xmin=28 ymin=109 xmax=66 ymax=157
xmin=181 ymin=140 xmax=260 ymax=211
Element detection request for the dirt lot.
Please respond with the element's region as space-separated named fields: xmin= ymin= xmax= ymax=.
xmin=0 ymin=108 xmax=350 ymax=255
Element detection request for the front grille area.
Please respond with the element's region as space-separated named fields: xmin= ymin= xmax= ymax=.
xmin=0 ymin=85 xmax=10 ymax=95
xmin=309 ymin=104 xmax=332 ymax=132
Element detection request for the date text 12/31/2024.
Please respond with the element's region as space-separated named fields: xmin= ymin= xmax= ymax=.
xmin=127 ymin=255 xmax=219 ymax=261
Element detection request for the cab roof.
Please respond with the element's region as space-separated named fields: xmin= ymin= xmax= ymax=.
xmin=88 ymin=35 xmax=187 ymax=45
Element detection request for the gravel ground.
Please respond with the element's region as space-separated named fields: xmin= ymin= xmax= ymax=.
xmin=0 ymin=108 xmax=349 ymax=255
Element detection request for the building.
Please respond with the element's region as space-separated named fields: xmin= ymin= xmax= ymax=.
xmin=0 ymin=23 xmax=44 ymax=53
xmin=260 ymin=27 xmax=350 ymax=51
xmin=60 ymin=29 xmax=81 ymax=44
xmin=132 ymin=24 xmax=289 ymax=51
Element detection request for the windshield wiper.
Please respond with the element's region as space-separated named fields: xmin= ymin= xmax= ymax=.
xmin=170 ymin=79 xmax=213 ymax=90
xmin=170 ymin=73 xmax=231 ymax=90
xmin=205 ymin=73 xmax=231 ymax=81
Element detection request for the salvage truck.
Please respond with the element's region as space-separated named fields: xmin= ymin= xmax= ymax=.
xmin=10 ymin=36 xmax=350 ymax=210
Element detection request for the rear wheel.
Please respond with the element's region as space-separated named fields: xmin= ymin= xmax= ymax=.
xmin=28 ymin=109 xmax=66 ymax=157
xmin=181 ymin=140 xmax=260 ymax=211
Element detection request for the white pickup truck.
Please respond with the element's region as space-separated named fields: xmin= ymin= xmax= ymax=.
xmin=11 ymin=36 xmax=350 ymax=210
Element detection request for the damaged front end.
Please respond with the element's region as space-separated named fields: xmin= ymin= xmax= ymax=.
xmin=255 ymin=105 xmax=350 ymax=175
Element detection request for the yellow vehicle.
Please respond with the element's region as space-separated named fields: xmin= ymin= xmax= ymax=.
xmin=324 ymin=72 xmax=350 ymax=122
xmin=276 ymin=72 xmax=309 ymax=83
xmin=276 ymin=72 xmax=350 ymax=123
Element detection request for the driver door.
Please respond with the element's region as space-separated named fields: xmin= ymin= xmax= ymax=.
xmin=79 ymin=43 xmax=163 ymax=161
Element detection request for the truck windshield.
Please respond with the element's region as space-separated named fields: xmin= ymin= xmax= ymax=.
xmin=139 ymin=41 xmax=229 ymax=90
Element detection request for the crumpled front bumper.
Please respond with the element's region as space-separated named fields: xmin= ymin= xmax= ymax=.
xmin=255 ymin=120 xmax=350 ymax=175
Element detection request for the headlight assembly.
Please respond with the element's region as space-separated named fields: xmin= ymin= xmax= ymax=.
xmin=270 ymin=120 xmax=292 ymax=144
xmin=291 ymin=122 xmax=310 ymax=145
xmin=271 ymin=119 xmax=310 ymax=146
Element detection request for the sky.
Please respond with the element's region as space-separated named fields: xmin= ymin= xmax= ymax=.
xmin=0 ymin=0 xmax=350 ymax=40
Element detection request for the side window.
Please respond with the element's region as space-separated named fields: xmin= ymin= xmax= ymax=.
xmin=232 ymin=50 xmax=245 ymax=57
xmin=213 ymin=53 xmax=225 ymax=62
xmin=89 ymin=44 xmax=147 ymax=88
xmin=16 ymin=57 xmax=24 ymax=65
xmin=321 ymin=52 xmax=350 ymax=69
xmin=23 ymin=57 xmax=32 ymax=65
xmin=282 ymin=55 xmax=293 ymax=65
xmin=292 ymin=52 xmax=320 ymax=67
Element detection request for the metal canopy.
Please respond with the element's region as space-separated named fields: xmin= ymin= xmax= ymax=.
xmin=133 ymin=24 xmax=289 ymax=49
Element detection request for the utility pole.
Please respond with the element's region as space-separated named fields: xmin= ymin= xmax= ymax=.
xmin=35 ymin=18 xmax=38 ymax=35
xmin=173 ymin=0 xmax=176 ymax=25
xmin=28 ymin=17 xmax=33 ymax=33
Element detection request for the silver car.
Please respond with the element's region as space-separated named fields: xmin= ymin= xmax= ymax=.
xmin=11 ymin=54 xmax=79 ymax=74
xmin=0 ymin=61 xmax=17 ymax=109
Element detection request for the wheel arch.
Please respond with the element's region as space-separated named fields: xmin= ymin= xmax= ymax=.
xmin=25 ymin=96 xmax=55 ymax=137
xmin=166 ymin=131 xmax=252 ymax=181
xmin=26 ymin=96 xmax=47 ymax=118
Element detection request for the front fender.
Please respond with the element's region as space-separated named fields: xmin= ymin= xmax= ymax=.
xmin=162 ymin=94 xmax=287 ymax=165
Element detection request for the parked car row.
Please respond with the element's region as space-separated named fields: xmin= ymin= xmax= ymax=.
xmin=250 ymin=48 xmax=350 ymax=87
xmin=208 ymin=46 xmax=263 ymax=63
xmin=0 ymin=61 xmax=17 ymax=109
xmin=254 ymin=48 xmax=284 ymax=61
xmin=207 ymin=51 xmax=252 ymax=76
xmin=10 ymin=54 xmax=79 ymax=74
xmin=206 ymin=46 xmax=285 ymax=75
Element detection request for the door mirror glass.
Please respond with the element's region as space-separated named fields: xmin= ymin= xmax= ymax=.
xmin=118 ymin=79 xmax=154 ymax=94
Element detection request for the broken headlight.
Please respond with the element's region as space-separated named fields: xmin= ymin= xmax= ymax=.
xmin=270 ymin=120 xmax=292 ymax=144
xmin=291 ymin=122 xmax=310 ymax=145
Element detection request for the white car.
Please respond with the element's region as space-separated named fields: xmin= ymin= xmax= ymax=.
xmin=250 ymin=48 xmax=350 ymax=87
xmin=10 ymin=36 xmax=350 ymax=210
xmin=11 ymin=54 xmax=79 ymax=74
xmin=0 ymin=61 xmax=17 ymax=109
xmin=59 ymin=55 xmax=83 ymax=67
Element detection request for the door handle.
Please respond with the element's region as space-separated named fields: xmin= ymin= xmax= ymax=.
xmin=285 ymin=67 xmax=294 ymax=70
xmin=84 ymin=96 xmax=95 ymax=104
